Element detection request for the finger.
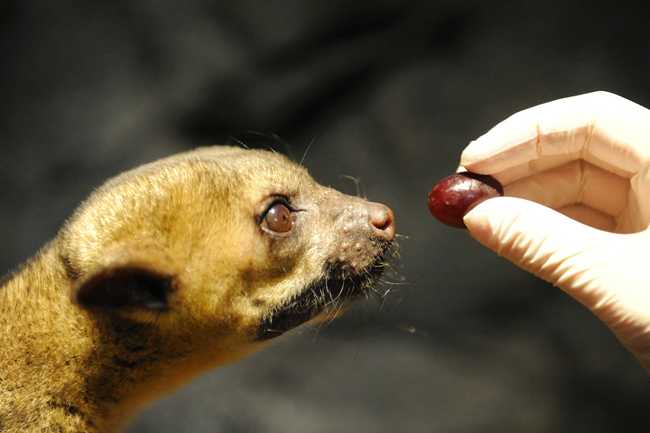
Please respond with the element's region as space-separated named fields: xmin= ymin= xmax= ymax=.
xmin=462 ymin=197 xmax=615 ymax=302
xmin=464 ymin=197 xmax=650 ymax=372
xmin=617 ymin=166 xmax=650 ymax=233
xmin=461 ymin=91 xmax=650 ymax=180
xmin=503 ymin=160 xmax=628 ymax=217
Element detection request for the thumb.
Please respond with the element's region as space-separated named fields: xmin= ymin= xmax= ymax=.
xmin=463 ymin=196 xmax=615 ymax=308
xmin=465 ymin=198 xmax=650 ymax=373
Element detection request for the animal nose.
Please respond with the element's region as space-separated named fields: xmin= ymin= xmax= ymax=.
xmin=367 ymin=202 xmax=396 ymax=241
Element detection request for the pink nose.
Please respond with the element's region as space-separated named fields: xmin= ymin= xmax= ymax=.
xmin=367 ymin=202 xmax=396 ymax=241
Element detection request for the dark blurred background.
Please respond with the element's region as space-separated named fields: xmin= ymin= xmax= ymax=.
xmin=2 ymin=1 xmax=650 ymax=432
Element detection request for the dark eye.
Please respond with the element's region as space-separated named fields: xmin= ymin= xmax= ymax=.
xmin=261 ymin=201 xmax=294 ymax=234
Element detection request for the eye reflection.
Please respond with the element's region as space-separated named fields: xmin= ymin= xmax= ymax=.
xmin=263 ymin=202 xmax=293 ymax=233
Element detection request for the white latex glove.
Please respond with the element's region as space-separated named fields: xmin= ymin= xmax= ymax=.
xmin=460 ymin=91 xmax=650 ymax=372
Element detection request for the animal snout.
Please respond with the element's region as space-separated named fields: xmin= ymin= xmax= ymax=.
xmin=366 ymin=202 xmax=395 ymax=242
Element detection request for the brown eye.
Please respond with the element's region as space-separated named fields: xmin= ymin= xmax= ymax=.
xmin=262 ymin=202 xmax=294 ymax=234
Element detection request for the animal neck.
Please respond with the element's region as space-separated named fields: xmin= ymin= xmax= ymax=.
xmin=1 ymin=245 xmax=98 ymax=431
xmin=0 ymin=244 xmax=261 ymax=433
xmin=0 ymin=245 xmax=155 ymax=432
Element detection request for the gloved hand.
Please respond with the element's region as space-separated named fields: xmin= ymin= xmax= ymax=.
xmin=460 ymin=91 xmax=650 ymax=372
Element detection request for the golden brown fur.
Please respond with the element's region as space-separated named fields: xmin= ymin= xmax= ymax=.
xmin=0 ymin=146 xmax=395 ymax=432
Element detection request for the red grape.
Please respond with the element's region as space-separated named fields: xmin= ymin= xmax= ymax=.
xmin=428 ymin=172 xmax=503 ymax=228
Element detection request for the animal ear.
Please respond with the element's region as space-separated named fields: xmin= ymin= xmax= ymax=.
xmin=74 ymin=246 xmax=178 ymax=312
xmin=76 ymin=267 xmax=174 ymax=311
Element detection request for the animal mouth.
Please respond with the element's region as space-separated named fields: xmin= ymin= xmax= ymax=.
xmin=256 ymin=247 xmax=390 ymax=340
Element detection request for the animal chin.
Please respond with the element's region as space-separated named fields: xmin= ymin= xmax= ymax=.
xmin=256 ymin=256 xmax=387 ymax=340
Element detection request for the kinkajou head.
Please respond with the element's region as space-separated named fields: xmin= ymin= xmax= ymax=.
xmin=0 ymin=146 xmax=396 ymax=433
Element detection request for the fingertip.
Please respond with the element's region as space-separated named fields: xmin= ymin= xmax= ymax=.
xmin=460 ymin=129 xmax=536 ymax=174
xmin=459 ymin=139 xmax=483 ymax=169
xmin=462 ymin=198 xmax=499 ymax=249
